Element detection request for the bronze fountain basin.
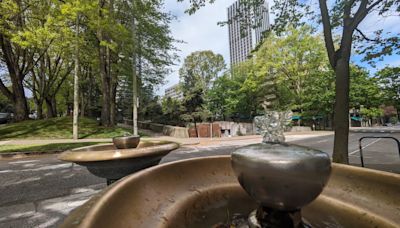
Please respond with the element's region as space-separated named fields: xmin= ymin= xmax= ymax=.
xmin=61 ymin=156 xmax=400 ymax=228
xmin=58 ymin=140 xmax=179 ymax=184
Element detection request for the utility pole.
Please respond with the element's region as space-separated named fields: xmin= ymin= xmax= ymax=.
xmin=73 ymin=14 xmax=80 ymax=140
xmin=131 ymin=10 xmax=138 ymax=136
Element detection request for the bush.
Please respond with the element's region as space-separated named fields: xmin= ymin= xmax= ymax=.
xmin=389 ymin=117 xmax=398 ymax=125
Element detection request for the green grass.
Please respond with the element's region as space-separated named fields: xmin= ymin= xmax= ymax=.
xmin=0 ymin=142 xmax=104 ymax=153
xmin=0 ymin=117 xmax=140 ymax=140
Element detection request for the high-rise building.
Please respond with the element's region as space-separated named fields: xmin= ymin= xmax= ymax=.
xmin=164 ymin=84 xmax=183 ymax=100
xmin=228 ymin=0 xmax=270 ymax=66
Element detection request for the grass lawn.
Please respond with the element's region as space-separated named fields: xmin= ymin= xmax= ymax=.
xmin=0 ymin=117 xmax=140 ymax=140
xmin=0 ymin=142 xmax=104 ymax=153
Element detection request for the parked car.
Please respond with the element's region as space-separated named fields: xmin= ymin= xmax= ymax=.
xmin=29 ymin=112 xmax=37 ymax=120
xmin=0 ymin=113 xmax=11 ymax=124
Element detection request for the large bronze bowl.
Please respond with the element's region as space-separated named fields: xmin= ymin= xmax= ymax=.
xmin=58 ymin=141 xmax=179 ymax=182
xmin=61 ymin=156 xmax=400 ymax=228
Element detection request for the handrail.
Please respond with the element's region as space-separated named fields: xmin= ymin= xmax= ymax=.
xmin=358 ymin=136 xmax=400 ymax=167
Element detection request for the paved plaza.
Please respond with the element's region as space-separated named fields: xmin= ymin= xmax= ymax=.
xmin=0 ymin=132 xmax=399 ymax=227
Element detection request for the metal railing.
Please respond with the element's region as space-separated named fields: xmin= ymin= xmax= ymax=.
xmin=358 ymin=136 xmax=400 ymax=167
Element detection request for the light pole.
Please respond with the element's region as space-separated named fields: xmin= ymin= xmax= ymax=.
xmin=131 ymin=4 xmax=138 ymax=136
xmin=73 ymin=14 xmax=80 ymax=140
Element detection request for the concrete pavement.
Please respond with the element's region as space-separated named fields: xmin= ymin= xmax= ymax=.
xmin=0 ymin=131 xmax=333 ymax=146
xmin=0 ymin=131 xmax=399 ymax=227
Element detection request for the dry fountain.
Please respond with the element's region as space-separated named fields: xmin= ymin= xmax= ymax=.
xmin=60 ymin=114 xmax=400 ymax=227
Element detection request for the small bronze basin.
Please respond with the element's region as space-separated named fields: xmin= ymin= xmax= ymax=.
xmin=61 ymin=156 xmax=400 ymax=228
xmin=58 ymin=140 xmax=179 ymax=183
xmin=113 ymin=135 xmax=140 ymax=149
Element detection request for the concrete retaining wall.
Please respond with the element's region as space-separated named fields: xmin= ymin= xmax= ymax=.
xmin=129 ymin=120 xmax=189 ymax=138
xmin=290 ymin=126 xmax=312 ymax=132
xmin=163 ymin=125 xmax=190 ymax=138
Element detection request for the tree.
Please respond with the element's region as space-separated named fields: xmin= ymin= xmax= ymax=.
xmin=252 ymin=26 xmax=330 ymax=113
xmin=207 ymin=72 xmax=236 ymax=120
xmin=179 ymin=50 xmax=225 ymax=129
xmin=207 ymin=26 xmax=333 ymax=123
xmin=179 ymin=50 xmax=226 ymax=93
xmin=376 ymin=66 xmax=400 ymax=121
xmin=360 ymin=107 xmax=383 ymax=126
xmin=161 ymin=97 xmax=185 ymax=126
xmin=0 ymin=0 xmax=52 ymax=121
xmin=349 ymin=65 xmax=382 ymax=109
xmin=182 ymin=0 xmax=400 ymax=164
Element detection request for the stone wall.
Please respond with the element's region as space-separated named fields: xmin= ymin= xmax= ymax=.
xmin=215 ymin=121 xmax=255 ymax=137
xmin=188 ymin=123 xmax=221 ymax=138
xmin=162 ymin=125 xmax=190 ymax=138
xmin=289 ymin=126 xmax=312 ymax=132
xmin=124 ymin=120 xmax=190 ymax=138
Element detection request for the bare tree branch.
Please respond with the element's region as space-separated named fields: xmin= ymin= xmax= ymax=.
xmin=355 ymin=28 xmax=381 ymax=42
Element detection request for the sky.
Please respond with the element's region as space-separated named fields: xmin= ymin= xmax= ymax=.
xmin=157 ymin=0 xmax=237 ymax=95
xmin=156 ymin=0 xmax=400 ymax=96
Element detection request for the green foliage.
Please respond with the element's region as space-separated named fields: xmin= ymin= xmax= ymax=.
xmin=0 ymin=0 xmax=178 ymax=125
xmin=252 ymin=25 xmax=330 ymax=111
xmin=207 ymin=26 xmax=334 ymax=120
xmin=389 ymin=116 xmax=398 ymax=124
xmin=161 ymin=97 xmax=185 ymax=125
xmin=350 ymin=66 xmax=382 ymax=108
xmin=0 ymin=93 xmax=13 ymax=113
xmin=360 ymin=107 xmax=383 ymax=119
xmin=376 ymin=66 xmax=400 ymax=109
xmin=179 ymin=50 xmax=226 ymax=123
xmin=179 ymin=50 xmax=226 ymax=93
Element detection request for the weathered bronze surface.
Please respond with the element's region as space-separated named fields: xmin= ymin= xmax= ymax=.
xmin=58 ymin=141 xmax=179 ymax=181
xmin=232 ymin=143 xmax=331 ymax=211
xmin=112 ymin=135 xmax=140 ymax=149
xmin=61 ymin=156 xmax=400 ymax=228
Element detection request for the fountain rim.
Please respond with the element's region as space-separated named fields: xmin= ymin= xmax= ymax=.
xmin=57 ymin=140 xmax=179 ymax=162
xmin=60 ymin=155 xmax=400 ymax=228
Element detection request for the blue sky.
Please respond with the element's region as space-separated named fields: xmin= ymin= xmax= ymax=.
xmin=157 ymin=0 xmax=400 ymax=95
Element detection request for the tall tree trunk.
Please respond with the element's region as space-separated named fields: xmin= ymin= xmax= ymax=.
xmin=110 ymin=74 xmax=117 ymax=126
xmin=45 ymin=97 xmax=55 ymax=118
xmin=397 ymin=109 xmax=400 ymax=122
xmin=332 ymin=27 xmax=353 ymax=165
xmin=36 ymin=99 xmax=43 ymax=119
xmin=52 ymin=96 xmax=57 ymax=117
xmin=81 ymin=95 xmax=85 ymax=118
xmin=98 ymin=0 xmax=111 ymax=127
xmin=110 ymin=94 xmax=116 ymax=125
xmin=87 ymin=69 xmax=93 ymax=117
xmin=0 ymin=36 xmax=29 ymax=121
xmin=332 ymin=58 xmax=350 ymax=164
xmin=99 ymin=44 xmax=111 ymax=127
xmin=13 ymin=86 xmax=29 ymax=121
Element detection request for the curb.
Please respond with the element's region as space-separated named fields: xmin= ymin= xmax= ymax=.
xmin=350 ymin=129 xmax=400 ymax=133
xmin=0 ymin=150 xmax=63 ymax=160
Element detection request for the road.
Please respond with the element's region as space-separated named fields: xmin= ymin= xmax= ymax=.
xmin=0 ymin=132 xmax=399 ymax=227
